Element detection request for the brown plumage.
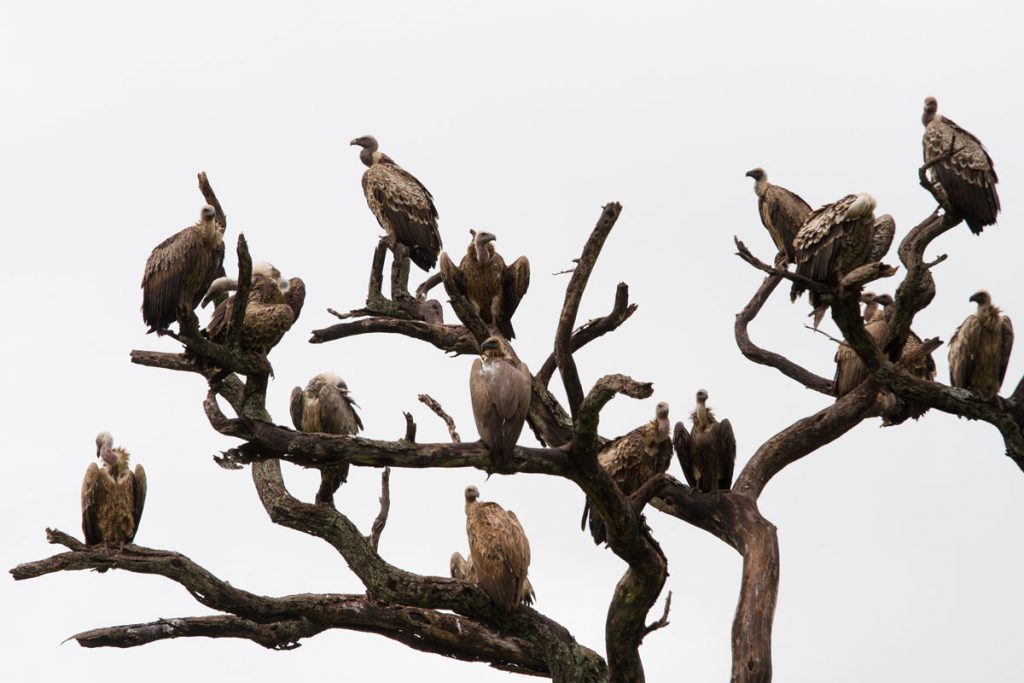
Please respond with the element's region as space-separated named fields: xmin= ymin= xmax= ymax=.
xmin=282 ymin=276 xmax=306 ymax=324
xmin=205 ymin=275 xmax=295 ymax=353
xmin=450 ymin=550 xmax=535 ymax=606
xmin=868 ymin=214 xmax=896 ymax=263
xmin=82 ymin=432 xmax=147 ymax=548
xmin=745 ymin=168 xmax=812 ymax=265
xmin=790 ymin=193 xmax=878 ymax=326
xmin=922 ymin=97 xmax=1000 ymax=235
xmin=582 ymin=402 xmax=672 ymax=545
xmin=949 ymin=290 xmax=1014 ymax=399
xmin=290 ymin=373 xmax=363 ymax=506
xmin=141 ymin=204 xmax=225 ymax=333
xmin=440 ymin=230 xmax=531 ymax=339
xmin=833 ymin=294 xmax=936 ymax=424
xmin=463 ymin=486 xmax=532 ymax=611
xmin=674 ymin=391 xmax=735 ymax=494
xmin=351 ymin=135 xmax=441 ymax=271
xmin=469 ymin=336 xmax=532 ymax=471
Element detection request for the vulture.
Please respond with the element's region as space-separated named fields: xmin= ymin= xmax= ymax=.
xmin=82 ymin=432 xmax=147 ymax=547
xmin=581 ymin=402 xmax=672 ymax=545
xmin=290 ymin=373 xmax=363 ymax=506
xmin=674 ymin=390 xmax=736 ymax=494
xmin=922 ymin=96 xmax=1000 ymax=234
xmin=440 ymin=230 xmax=531 ymax=339
xmin=948 ymin=290 xmax=1014 ymax=399
xmin=462 ymin=485 xmax=532 ymax=611
xmin=469 ymin=336 xmax=532 ymax=471
xmin=351 ymin=135 xmax=442 ymax=272
xmin=201 ymin=261 xmax=281 ymax=308
xmin=450 ymin=550 xmax=535 ymax=606
xmin=790 ymin=193 xmax=878 ymax=326
xmin=203 ymin=263 xmax=306 ymax=326
xmin=141 ymin=204 xmax=225 ymax=333
xmin=745 ymin=167 xmax=812 ymax=265
xmin=833 ymin=294 xmax=937 ymax=424
xmin=204 ymin=274 xmax=296 ymax=353
xmin=869 ymin=214 xmax=896 ymax=263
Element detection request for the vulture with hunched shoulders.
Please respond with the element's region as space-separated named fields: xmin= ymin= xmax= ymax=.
xmin=582 ymin=402 xmax=672 ymax=545
xmin=82 ymin=432 xmax=147 ymax=547
xmin=204 ymin=274 xmax=296 ymax=353
xmin=469 ymin=336 xmax=532 ymax=471
xmin=351 ymin=135 xmax=442 ymax=272
xmin=745 ymin=167 xmax=812 ymax=265
xmin=440 ymin=230 xmax=530 ymax=339
xmin=141 ymin=204 xmax=225 ymax=333
xmin=674 ymin=390 xmax=735 ymax=494
xmin=948 ymin=290 xmax=1014 ymax=399
xmin=462 ymin=485 xmax=533 ymax=611
xmin=290 ymin=373 xmax=363 ymax=506
xmin=922 ymin=97 xmax=1000 ymax=234
xmin=450 ymin=549 xmax=534 ymax=606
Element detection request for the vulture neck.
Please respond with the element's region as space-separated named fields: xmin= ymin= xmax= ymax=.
xmin=465 ymin=499 xmax=477 ymax=516
xmin=977 ymin=301 xmax=997 ymax=320
xmin=753 ymin=177 xmax=769 ymax=198
xmin=695 ymin=401 xmax=710 ymax=426
xmin=922 ymin=110 xmax=937 ymax=127
xmin=656 ymin=416 xmax=670 ymax=439
xmin=200 ymin=217 xmax=218 ymax=243
xmin=862 ymin=302 xmax=878 ymax=322
xmin=360 ymin=146 xmax=377 ymax=167
xmin=474 ymin=241 xmax=492 ymax=264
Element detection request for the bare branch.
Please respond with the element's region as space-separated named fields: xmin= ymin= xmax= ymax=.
xmin=368 ymin=468 xmax=392 ymax=552
xmin=418 ymin=394 xmax=462 ymax=442
xmin=310 ymin=318 xmax=478 ymax=354
xmin=641 ymin=592 xmax=672 ymax=640
xmin=734 ymin=238 xmax=830 ymax=295
xmin=227 ymin=234 xmax=252 ymax=349
xmin=73 ymin=615 xmax=323 ymax=651
xmin=129 ymin=350 xmax=245 ymax=412
xmin=197 ymin=171 xmax=227 ymax=228
xmin=554 ymin=203 xmax=623 ymax=420
xmin=403 ymin=412 xmax=417 ymax=442
xmin=576 ymin=374 xmax=653 ymax=460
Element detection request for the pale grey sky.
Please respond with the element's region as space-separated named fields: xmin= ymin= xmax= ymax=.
xmin=2 ymin=1 xmax=1023 ymax=681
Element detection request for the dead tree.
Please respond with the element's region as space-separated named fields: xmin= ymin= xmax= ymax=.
xmin=11 ymin=163 xmax=1024 ymax=683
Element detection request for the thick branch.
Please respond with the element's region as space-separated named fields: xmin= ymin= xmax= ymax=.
xmin=734 ymin=275 xmax=833 ymax=395
xmin=539 ymin=282 xmax=638 ymax=388
xmin=310 ymin=318 xmax=478 ymax=354
xmin=129 ymin=350 xmax=245 ymax=412
xmin=227 ymin=234 xmax=253 ymax=349
xmin=554 ymin=203 xmax=623 ymax=419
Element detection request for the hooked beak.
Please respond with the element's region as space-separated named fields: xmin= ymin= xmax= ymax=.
xmin=480 ymin=339 xmax=499 ymax=352
xmin=744 ymin=170 xmax=757 ymax=178
xmin=349 ymin=138 xmax=360 ymax=146
xmin=969 ymin=293 xmax=983 ymax=304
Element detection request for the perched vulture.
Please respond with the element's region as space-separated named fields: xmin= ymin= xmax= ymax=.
xmin=201 ymin=261 xmax=281 ymax=309
xmin=868 ymin=214 xmax=896 ymax=263
xmin=949 ymin=290 xmax=1014 ymax=398
xmin=290 ymin=373 xmax=363 ymax=506
xmin=205 ymin=274 xmax=295 ymax=353
xmin=440 ymin=230 xmax=531 ymax=339
xmin=833 ymin=294 xmax=936 ymax=424
xmin=141 ymin=204 xmax=225 ymax=333
xmin=674 ymin=390 xmax=735 ymax=494
xmin=582 ymin=402 xmax=672 ymax=545
xmin=450 ymin=550 xmax=535 ymax=606
xmin=462 ymin=485 xmax=532 ymax=611
xmin=790 ymin=193 xmax=878 ymax=326
xmin=351 ymin=135 xmax=441 ymax=271
xmin=82 ymin=432 xmax=147 ymax=547
xmin=469 ymin=336 xmax=532 ymax=471
xmin=745 ymin=167 xmax=812 ymax=265
xmin=922 ymin=97 xmax=1000 ymax=234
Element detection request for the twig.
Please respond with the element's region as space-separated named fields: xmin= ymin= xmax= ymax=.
xmin=641 ymin=591 xmax=672 ymax=640
xmin=197 ymin=171 xmax=227 ymax=229
xmin=552 ymin=259 xmax=580 ymax=276
xmin=805 ymin=325 xmax=844 ymax=345
xmin=418 ymin=394 xmax=461 ymax=443
xmin=734 ymin=238 xmax=830 ymax=294
xmin=368 ymin=468 xmax=392 ymax=552
xmin=403 ymin=412 xmax=417 ymax=443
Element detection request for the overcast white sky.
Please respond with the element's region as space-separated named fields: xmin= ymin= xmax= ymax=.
xmin=3 ymin=1 xmax=1023 ymax=681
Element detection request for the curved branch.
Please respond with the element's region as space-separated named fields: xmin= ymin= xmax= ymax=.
xmin=309 ymin=318 xmax=478 ymax=354
xmin=197 ymin=171 xmax=227 ymax=229
xmin=554 ymin=203 xmax=623 ymax=419
xmin=734 ymin=274 xmax=833 ymax=395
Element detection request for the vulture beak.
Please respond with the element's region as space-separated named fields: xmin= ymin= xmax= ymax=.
xmin=349 ymin=138 xmax=360 ymax=146
xmin=480 ymin=339 xmax=499 ymax=352
xmin=744 ymin=169 xmax=757 ymax=178
xmin=969 ymin=292 xmax=984 ymax=304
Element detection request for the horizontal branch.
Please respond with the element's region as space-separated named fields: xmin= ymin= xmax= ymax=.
xmin=309 ymin=318 xmax=478 ymax=355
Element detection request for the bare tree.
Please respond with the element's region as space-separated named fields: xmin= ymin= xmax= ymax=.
xmin=11 ymin=165 xmax=1024 ymax=683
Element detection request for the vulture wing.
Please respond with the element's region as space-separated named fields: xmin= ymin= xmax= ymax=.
xmin=925 ymin=118 xmax=999 ymax=234
xmin=499 ymin=256 xmax=531 ymax=340
xmin=289 ymin=386 xmax=305 ymax=431
xmin=672 ymin=421 xmax=696 ymax=488
xmin=141 ymin=224 xmax=224 ymax=331
xmin=284 ymin=277 xmax=306 ymax=324
xmin=81 ymin=463 xmax=102 ymax=545
xmin=762 ymin=184 xmax=812 ymax=262
xmin=714 ymin=419 xmax=737 ymax=491
xmin=363 ymin=162 xmax=441 ymax=271
xmin=468 ymin=502 xmax=531 ymax=611
xmin=319 ymin=385 xmax=363 ymax=435
xmin=999 ymin=316 xmax=1014 ymax=386
xmin=470 ymin=358 xmax=531 ymax=466
xmin=130 ymin=464 xmax=147 ymax=541
xmin=868 ymin=214 xmax=896 ymax=262
xmin=948 ymin=315 xmax=980 ymax=388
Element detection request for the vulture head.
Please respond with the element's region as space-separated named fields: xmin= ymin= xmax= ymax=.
xmin=464 ymin=485 xmax=481 ymax=512
xmin=479 ymin=336 xmax=509 ymax=360
xmin=421 ymin=299 xmax=444 ymax=325
xmin=655 ymin=401 xmax=671 ymax=438
xmin=969 ymin=290 xmax=993 ymax=307
xmin=253 ymin=261 xmax=282 ymax=283
xmin=696 ymin=389 xmax=709 ymax=404
xmin=873 ymin=293 xmax=894 ymax=307
xmin=922 ymin=96 xmax=938 ymax=125
xmin=745 ymin=167 xmax=766 ymax=181
xmin=472 ymin=230 xmax=497 ymax=263
xmin=844 ymin=193 xmax=877 ymax=221
xmin=350 ymin=135 xmax=380 ymax=167
xmin=200 ymin=204 xmax=217 ymax=222
xmin=95 ymin=432 xmax=114 ymax=459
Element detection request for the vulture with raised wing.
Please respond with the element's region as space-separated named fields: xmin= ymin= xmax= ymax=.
xmin=790 ymin=193 xmax=878 ymax=326
xmin=290 ymin=373 xmax=363 ymax=506
xmin=440 ymin=230 xmax=531 ymax=339
xmin=469 ymin=336 xmax=532 ymax=471
xmin=141 ymin=204 xmax=225 ymax=333
xmin=582 ymin=402 xmax=672 ymax=545
xmin=82 ymin=432 xmax=147 ymax=547
xmin=462 ymin=485 xmax=532 ymax=611
xmin=949 ymin=290 xmax=1014 ymax=398
xmin=922 ymin=97 xmax=1000 ymax=235
xmin=204 ymin=274 xmax=295 ymax=353
xmin=745 ymin=168 xmax=812 ymax=265
xmin=833 ymin=294 xmax=936 ymax=424
xmin=674 ymin=390 xmax=735 ymax=493
xmin=351 ymin=135 xmax=441 ymax=271
xmin=450 ymin=550 xmax=535 ymax=606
